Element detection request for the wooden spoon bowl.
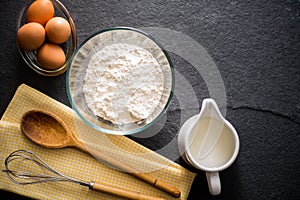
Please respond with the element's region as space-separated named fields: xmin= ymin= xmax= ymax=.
xmin=21 ymin=110 xmax=85 ymax=150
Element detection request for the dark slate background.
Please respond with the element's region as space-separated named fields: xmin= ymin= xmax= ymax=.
xmin=1 ymin=0 xmax=300 ymax=199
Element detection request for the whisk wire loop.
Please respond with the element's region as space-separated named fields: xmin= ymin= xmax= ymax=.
xmin=3 ymin=150 xmax=89 ymax=186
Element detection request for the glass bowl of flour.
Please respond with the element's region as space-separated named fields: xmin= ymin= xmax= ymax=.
xmin=66 ymin=27 xmax=174 ymax=135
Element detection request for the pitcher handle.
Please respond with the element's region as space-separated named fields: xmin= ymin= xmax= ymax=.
xmin=206 ymin=172 xmax=221 ymax=195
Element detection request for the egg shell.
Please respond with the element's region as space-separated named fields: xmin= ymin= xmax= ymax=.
xmin=37 ymin=43 xmax=66 ymax=70
xmin=45 ymin=17 xmax=71 ymax=44
xmin=26 ymin=0 xmax=55 ymax=25
xmin=17 ymin=22 xmax=45 ymax=51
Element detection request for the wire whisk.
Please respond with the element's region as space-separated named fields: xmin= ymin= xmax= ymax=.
xmin=3 ymin=149 xmax=88 ymax=186
xmin=2 ymin=150 xmax=164 ymax=200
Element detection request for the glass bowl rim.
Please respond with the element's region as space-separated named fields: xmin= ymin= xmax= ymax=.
xmin=66 ymin=26 xmax=175 ymax=135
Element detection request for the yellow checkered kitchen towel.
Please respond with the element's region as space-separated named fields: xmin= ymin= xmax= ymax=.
xmin=0 ymin=84 xmax=196 ymax=200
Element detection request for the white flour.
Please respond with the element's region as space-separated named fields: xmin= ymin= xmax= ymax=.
xmin=83 ymin=43 xmax=164 ymax=125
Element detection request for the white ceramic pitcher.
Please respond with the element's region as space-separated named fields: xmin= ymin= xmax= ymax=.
xmin=178 ymin=98 xmax=240 ymax=195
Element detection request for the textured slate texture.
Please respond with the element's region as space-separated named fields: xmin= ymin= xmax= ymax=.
xmin=1 ymin=0 xmax=300 ymax=199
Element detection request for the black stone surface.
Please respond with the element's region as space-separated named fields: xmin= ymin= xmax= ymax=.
xmin=1 ymin=0 xmax=300 ymax=199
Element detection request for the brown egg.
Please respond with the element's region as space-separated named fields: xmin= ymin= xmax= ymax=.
xmin=37 ymin=43 xmax=66 ymax=70
xmin=26 ymin=0 xmax=54 ymax=25
xmin=45 ymin=17 xmax=71 ymax=44
xmin=17 ymin=22 xmax=45 ymax=50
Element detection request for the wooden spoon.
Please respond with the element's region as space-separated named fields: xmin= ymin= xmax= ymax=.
xmin=20 ymin=110 xmax=181 ymax=198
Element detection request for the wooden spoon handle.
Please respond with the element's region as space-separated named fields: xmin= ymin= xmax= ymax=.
xmin=83 ymin=146 xmax=181 ymax=197
xmin=90 ymin=181 xmax=165 ymax=200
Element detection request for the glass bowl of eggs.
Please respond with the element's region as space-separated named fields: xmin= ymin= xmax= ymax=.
xmin=16 ymin=0 xmax=77 ymax=76
xmin=67 ymin=27 xmax=174 ymax=135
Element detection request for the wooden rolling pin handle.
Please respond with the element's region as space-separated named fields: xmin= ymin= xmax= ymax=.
xmin=89 ymin=181 xmax=165 ymax=200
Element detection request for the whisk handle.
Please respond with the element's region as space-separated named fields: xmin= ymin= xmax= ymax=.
xmin=89 ymin=181 xmax=165 ymax=200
